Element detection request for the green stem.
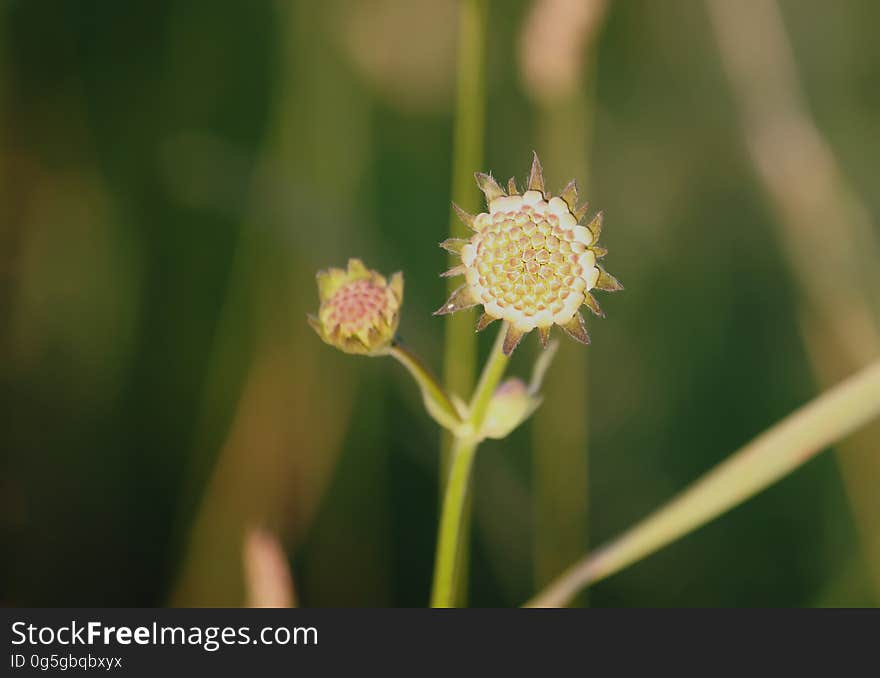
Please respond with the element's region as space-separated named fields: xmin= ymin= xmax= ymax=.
xmin=439 ymin=0 xmax=489 ymax=606
xmin=430 ymin=437 xmax=478 ymax=608
xmin=431 ymin=324 xmax=510 ymax=607
xmin=468 ymin=322 xmax=510 ymax=427
xmin=525 ymin=358 xmax=880 ymax=608
xmin=389 ymin=342 xmax=462 ymax=431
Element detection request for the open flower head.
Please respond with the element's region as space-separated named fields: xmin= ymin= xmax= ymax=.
xmin=435 ymin=153 xmax=622 ymax=355
xmin=308 ymin=258 xmax=403 ymax=356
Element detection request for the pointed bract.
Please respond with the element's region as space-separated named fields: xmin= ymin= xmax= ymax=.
xmin=476 ymin=312 xmax=497 ymax=332
xmin=507 ymin=177 xmax=520 ymax=195
xmin=528 ymin=151 xmax=545 ymax=193
xmin=433 ymin=285 xmax=479 ymax=316
xmin=475 ymin=173 xmax=506 ymax=203
xmin=595 ymin=267 xmax=624 ymax=292
xmin=560 ymin=180 xmax=578 ymax=210
xmin=560 ymin=313 xmax=591 ymax=345
xmin=587 ymin=211 xmax=603 ymax=242
xmin=574 ymin=202 xmax=589 ymax=223
xmin=537 ymin=326 xmax=551 ymax=348
xmin=503 ymin=324 xmax=526 ymax=355
xmin=306 ymin=314 xmax=321 ymax=335
xmin=389 ymin=271 xmax=404 ymax=302
xmin=347 ymin=258 xmax=368 ymax=277
xmin=316 ymin=268 xmax=345 ymax=301
xmin=591 ymin=246 xmax=608 ymax=259
xmin=452 ymin=202 xmax=477 ymax=231
xmin=355 ymin=326 xmax=374 ymax=348
xmin=440 ymin=264 xmax=466 ymax=278
xmin=439 ymin=237 xmax=469 ymax=255
xmin=582 ymin=292 xmax=605 ymax=318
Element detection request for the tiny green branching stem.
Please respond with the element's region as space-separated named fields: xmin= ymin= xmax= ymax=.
xmin=468 ymin=322 xmax=511 ymax=427
xmin=389 ymin=342 xmax=462 ymax=431
xmin=525 ymin=358 xmax=880 ymax=608
xmin=431 ymin=323 xmax=510 ymax=607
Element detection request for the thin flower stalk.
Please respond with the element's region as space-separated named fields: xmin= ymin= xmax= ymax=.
xmin=431 ymin=325 xmax=509 ymax=607
xmin=388 ymin=342 xmax=463 ymax=432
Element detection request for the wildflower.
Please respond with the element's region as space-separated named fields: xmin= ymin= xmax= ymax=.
xmin=308 ymin=258 xmax=403 ymax=356
xmin=435 ymin=152 xmax=622 ymax=355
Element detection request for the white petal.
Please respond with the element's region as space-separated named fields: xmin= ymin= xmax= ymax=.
xmin=577 ymin=251 xmax=596 ymax=272
xmin=522 ymin=190 xmax=543 ymax=205
xmin=548 ymin=197 xmax=569 ymax=216
xmin=552 ymin=308 xmax=568 ymax=324
xmin=558 ymin=212 xmax=577 ymax=229
xmin=461 ymin=244 xmax=476 ymax=267
xmin=553 ymin=297 xmax=580 ymax=324
xmin=518 ymin=315 xmax=538 ymax=331
xmin=534 ymin=308 xmax=553 ymax=326
xmin=572 ymin=225 xmax=592 ymax=244
xmin=485 ymin=300 xmax=502 ymax=317
xmin=490 ymin=195 xmax=523 ymax=214
xmin=563 ymin=291 xmax=583 ymax=316
xmin=506 ymin=307 xmax=529 ymax=328
xmin=465 ymin=268 xmax=479 ymax=285
xmin=586 ymin=266 xmax=600 ymax=290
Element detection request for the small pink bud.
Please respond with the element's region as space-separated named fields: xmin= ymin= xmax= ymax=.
xmin=308 ymin=258 xmax=403 ymax=356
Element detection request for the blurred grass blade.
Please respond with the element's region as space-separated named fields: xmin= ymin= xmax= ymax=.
xmin=526 ymin=358 xmax=880 ymax=607
xmin=707 ymin=0 xmax=880 ymax=596
xmin=442 ymin=0 xmax=489 ymax=413
xmin=519 ymin=0 xmax=609 ymax=599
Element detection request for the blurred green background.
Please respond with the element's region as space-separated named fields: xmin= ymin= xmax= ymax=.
xmin=2 ymin=0 xmax=879 ymax=607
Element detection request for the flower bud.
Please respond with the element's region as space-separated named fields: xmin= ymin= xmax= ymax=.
xmin=308 ymin=258 xmax=403 ymax=356
xmin=481 ymin=378 xmax=541 ymax=440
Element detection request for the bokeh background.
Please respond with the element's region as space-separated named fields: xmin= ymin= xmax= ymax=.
xmin=2 ymin=0 xmax=880 ymax=607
